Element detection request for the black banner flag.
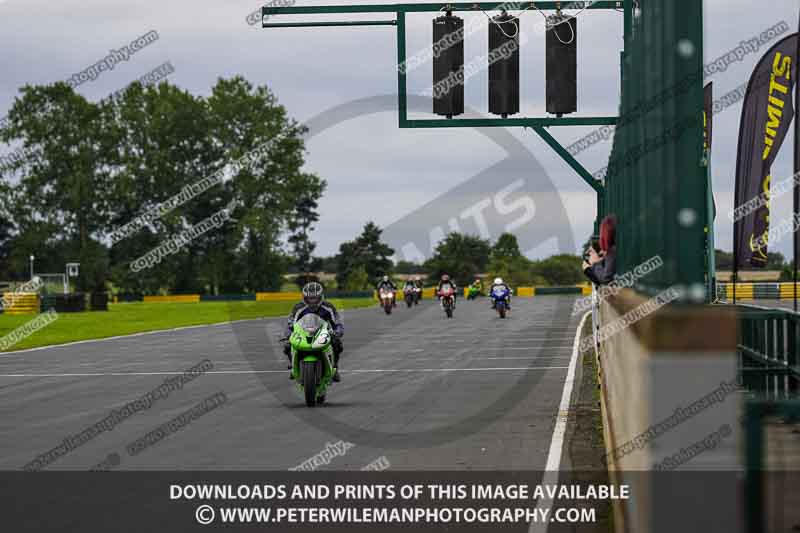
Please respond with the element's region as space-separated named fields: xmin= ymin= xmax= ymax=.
xmin=704 ymin=82 xmax=713 ymax=153
xmin=734 ymin=34 xmax=798 ymax=268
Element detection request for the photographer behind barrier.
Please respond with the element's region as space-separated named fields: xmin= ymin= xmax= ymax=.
xmin=583 ymin=215 xmax=617 ymax=286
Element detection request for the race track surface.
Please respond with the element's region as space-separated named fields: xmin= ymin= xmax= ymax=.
xmin=0 ymin=296 xmax=583 ymax=471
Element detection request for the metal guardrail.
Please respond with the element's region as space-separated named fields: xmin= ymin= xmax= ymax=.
xmin=745 ymin=400 xmax=800 ymax=533
xmin=736 ymin=304 xmax=800 ymax=398
xmin=730 ymin=307 xmax=800 ymax=532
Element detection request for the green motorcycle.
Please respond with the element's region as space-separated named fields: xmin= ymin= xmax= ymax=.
xmin=467 ymin=285 xmax=481 ymax=300
xmin=289 ymin=314 xmax=336 ymax=407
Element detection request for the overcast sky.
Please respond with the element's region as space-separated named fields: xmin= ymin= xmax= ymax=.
xmin=1 ymin=0 xmax=798 ymax=260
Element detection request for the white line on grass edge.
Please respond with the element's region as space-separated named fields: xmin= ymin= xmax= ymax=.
xmin=0 ymin=302 xmax=381 ymax=356
xmin=529 ymin=310 xmax=590 ymax=533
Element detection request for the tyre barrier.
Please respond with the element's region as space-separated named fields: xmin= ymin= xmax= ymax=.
xmin=143 ymin=295 xmax=201 ymax=304
xmin=90 ymin=292 xmax=109 ymax=311
xmin=200 ymin=294 xmax=257 ymax=302
xmin=41 ymin=293 xmax=87 ymax=313
xmin=717 ymin=283 xmax=800 ymax=300
xmin=1 ymin=292 xmax=39 ymax=315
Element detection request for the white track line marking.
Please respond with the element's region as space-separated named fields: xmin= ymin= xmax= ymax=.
xmin=408 ymin=356 xmax=572 ymax=361
xmin=482 ymin=346 xmax=574 ymax=351
xmin=529 ymin=311 xmax=590 ymax=533
xmin=349 ymin=367 xmax=568 ymax=373
xmin=477 ymin=356 xmax=572 ymax=360
xmin=0 ymin=366 xmax=568 ymax=378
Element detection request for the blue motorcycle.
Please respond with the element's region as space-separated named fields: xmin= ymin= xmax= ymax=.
xmin=491 ymin=286 xmax=511 ymax=319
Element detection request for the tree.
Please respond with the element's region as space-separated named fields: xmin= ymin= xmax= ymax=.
xmin=335 ymin=222 xmax=395 ymax=288
xmin=491 ymin=233 xmax=522 ymax=260
xmin=488 ymin=233 xmax=525 ymax=285
xmin=714 ymin=249 xmax=784 ymax=271
xmin=1 ymin=82 xmax=116 ymax=291
xmin=530 ymin=254 xmax=584 ymax=286
xmin=343 ymin=265 xmax=370 ymax=291
xmin=316 ymin=255 xmax=338 ymax=274
xmin=0 ymin=213 xmax=14 ymax=280
xmin=765 ymin=252 xmax=785 ymax=270
xmin=424 ymin=232 xmax=491 ymax=286
xmin=395 ymin=260 xmax=425 ymax=274
xmin=714 ymin=249 xmax=733 ymax=271
xmin=287 ymin=193 xmax=322 ymax=286
xmin=2 ymin=76 xmax=324 ymax=294
xmin=0 ymin=180 xmax=15 ymax=280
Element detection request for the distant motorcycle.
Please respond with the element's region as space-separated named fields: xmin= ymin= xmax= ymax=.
xmin=439 ymin=285 xmax=456 ymax=319
xmin=404 ymin=287 xmax=415 ymax=308
xmin=467 ymin=285 xmax=481 ymax=300
xmin=288 ymin=314 xmax=335 ymax=407
xmin=413 ymin=286 xmax=422 ymax=305
xmin=380 ymin=288 xmax=395 ymax=315
xmin=491 ymin=285 xmax=511 ymax=319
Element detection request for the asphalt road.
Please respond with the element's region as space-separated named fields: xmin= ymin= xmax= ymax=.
xmin=0 ymin=296 xmax=583 ymax=472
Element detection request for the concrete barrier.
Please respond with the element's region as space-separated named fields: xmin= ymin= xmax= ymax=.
xmin=596 ymin=289 xmax=741 ymax=533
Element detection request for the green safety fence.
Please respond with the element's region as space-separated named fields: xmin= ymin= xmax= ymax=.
xmin=602 ymin=1 xmax=707 ymax=293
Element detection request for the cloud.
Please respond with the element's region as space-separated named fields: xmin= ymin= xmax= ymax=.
xmin=0 ymin=0 xmax=797 ymax=256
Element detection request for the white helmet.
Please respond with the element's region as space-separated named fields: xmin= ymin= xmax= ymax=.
xmin=301 ymin=281 xmax=325 ymax=311
xmin=494 ymin=277 xmax=503 ymax=285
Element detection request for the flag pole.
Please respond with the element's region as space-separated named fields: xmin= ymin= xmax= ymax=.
xmin=733 ymin=246 xmax=738 ymax=305
xmin=795 ymin=13 xmax=799 ymax=312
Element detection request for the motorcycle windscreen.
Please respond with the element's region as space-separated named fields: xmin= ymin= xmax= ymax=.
xmin=298 ymin=314 xmax=322 ymax=341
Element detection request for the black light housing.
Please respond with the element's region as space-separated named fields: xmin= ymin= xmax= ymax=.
xmin=488 ymin=13 xmax=520 ymax=118
xmin=432 ymin=13 xmax=465 ymax=118
xmin=546 ymin=14 xmax=577 ymax=116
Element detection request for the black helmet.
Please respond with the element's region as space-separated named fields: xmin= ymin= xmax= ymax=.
xmin=302 ymin=281 xmax=324 ymax=311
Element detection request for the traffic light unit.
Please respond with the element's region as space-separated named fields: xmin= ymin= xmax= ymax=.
xmin=432 ymin=14 xmax=465 ymax=118
xmin=432 ymin=12 xmax=578 ymax=118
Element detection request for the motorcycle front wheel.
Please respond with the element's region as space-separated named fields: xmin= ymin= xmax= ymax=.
xmin=302 ymin=361 xmax=318 ymax=407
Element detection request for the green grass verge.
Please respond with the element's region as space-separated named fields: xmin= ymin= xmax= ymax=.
xmin=0 ymin=298 xmax=375 ymax=352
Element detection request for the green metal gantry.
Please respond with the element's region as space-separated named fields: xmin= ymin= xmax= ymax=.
xmin=262 ymin=1 xmax=635 ymax=231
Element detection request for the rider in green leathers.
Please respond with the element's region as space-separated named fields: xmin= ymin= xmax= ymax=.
xmin=284 ymin=282 xmax=344 ymax=382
